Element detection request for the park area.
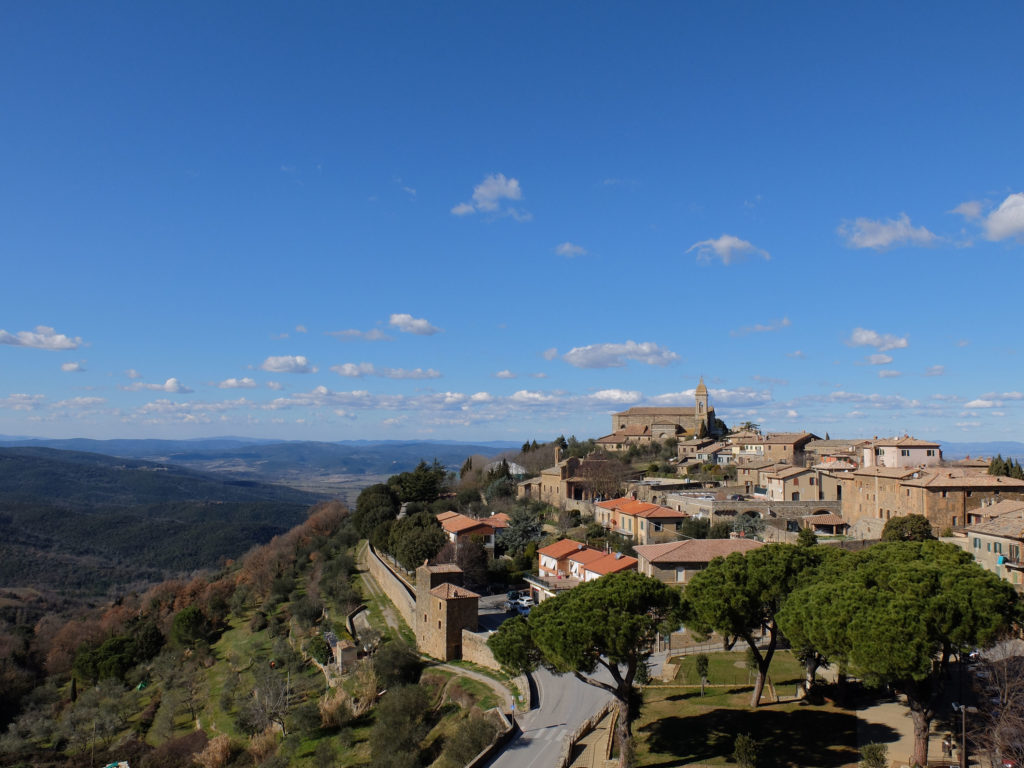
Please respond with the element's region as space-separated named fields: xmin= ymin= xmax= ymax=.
xmin=630 ymin=650 xmax=912 ymax=768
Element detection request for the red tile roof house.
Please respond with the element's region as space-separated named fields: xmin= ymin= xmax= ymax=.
xmin=594 ymin=497 xmax=688 ymax=544
xmin=633 ymin=538 xmax=764 ymax=585
xmin=436 ymin=512 xmax=498 ymax=554
xmin=526 ymin=538 xmax=638 ymax=603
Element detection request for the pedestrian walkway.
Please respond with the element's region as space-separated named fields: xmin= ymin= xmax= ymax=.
xmin=565 ymin=709 xmax=617 ymax=768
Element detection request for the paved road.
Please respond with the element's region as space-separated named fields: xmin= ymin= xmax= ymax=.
xmin=486 ymin=666 xmax=613 ymax=768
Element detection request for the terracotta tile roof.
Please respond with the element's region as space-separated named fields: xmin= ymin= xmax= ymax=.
xmin=853 ymin=467 xmax=919 ymax=479
xmin=871 ymin=436 xmax=940 ymax=448
xmin=488 ymin=512 xmax=511 ymax=528
xmin=425 ymin=563 xmax=463 ymax=573
xmin=763 ymin=432 xmax=816 ymax=444
xmin=812 ymin=460 xmax=858 ymax=471
xmin=634 ymin=538 xmax=764 ymax=565
xmin=902 ymin=469 xmax=1024 ymax=490
xmin=594 ymin=497 xmax=683 ymax=519
xmin=585 ymin=553 xmax=638 ymax=575
xmin=568 ymin=548 xmax=606 ymax=565
xmin=436 ymin=511 xmax=460 ymax=522
xmin=437 ymin=512 xmax=496 ymax=535
xmin=538 ymin=538 xmax=587 ymax=559
xmin=615 ymin=407 xmax=697 ymax=416
xmin=967 ymin=504 xmax=1024 ymax=538
xmin=769 ymin=466 xmax=813 ymax=480
xmin=429 ymin=583 xmax=480 ymax=600
xmin=802 ymin=513 xmax=848 ymax=526
xmin=978 ymin=499 xmax=1024 ymax=518
xmin=736 ymin=459 xmax=778 ymax=470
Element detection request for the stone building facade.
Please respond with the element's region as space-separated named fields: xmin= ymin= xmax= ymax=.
xmin=607 ymin=378 xmax=718 ymax=443
xmin=414 ymin=563 xmax=479 ymax=661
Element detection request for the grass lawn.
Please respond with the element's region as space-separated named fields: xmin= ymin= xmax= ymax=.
xmin=634 ymin=651 xmax=859 ymax=768
xmin=669 ymin=650 xmax=804 ymax=689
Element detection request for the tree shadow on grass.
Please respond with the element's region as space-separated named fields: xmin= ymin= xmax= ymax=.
xmin=639 ymin=707 xmax=898 ymax=768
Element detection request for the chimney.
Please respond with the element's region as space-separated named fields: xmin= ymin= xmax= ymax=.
xmin=554 ymin=446 xmax=562 ymax=463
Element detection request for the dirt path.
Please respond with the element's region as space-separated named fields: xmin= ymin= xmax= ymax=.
xmin=354 ymin=540 xmax=403 ymax=637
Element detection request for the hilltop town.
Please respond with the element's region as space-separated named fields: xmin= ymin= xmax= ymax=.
xmin=2 ymin=386 xmax=1022 ymax=768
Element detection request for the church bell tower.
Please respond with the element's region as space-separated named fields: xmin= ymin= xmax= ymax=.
xmin=695 ymin=377 xmax=709 ymax=432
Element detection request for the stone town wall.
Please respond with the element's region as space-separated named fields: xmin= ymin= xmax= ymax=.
xmin=461 ymin=629 xmax=499 ymax=670
xmin=461 ymin=630 xmax=531 ymax=706
xmin=365 ymin=545 xmax=415 ymax=625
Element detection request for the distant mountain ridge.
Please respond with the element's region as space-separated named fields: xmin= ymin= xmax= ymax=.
xmin=938 ymin=441 xmax=1024 ymax=461
xmin=0 ymin=447 xmax=325 ymax=596
xmin=0 ymin=437 xmax=520 ymax=472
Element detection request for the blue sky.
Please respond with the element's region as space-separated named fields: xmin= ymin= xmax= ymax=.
xmin=2 ymin=2 xmax=1023 ymax=443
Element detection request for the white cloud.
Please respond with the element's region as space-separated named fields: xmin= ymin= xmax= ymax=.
xmin=982 ymin=391 xmax=1024 ymax=400
xmin=389 ymin=313 xmax=440 ymax=335
xmin=950 ymin=200 xmax=983 ymax=220
xmin=53 ymin=396 xmax=105 ymax=409
xmin=327 ymin=328 xmax=392 ymax=341
xmin=984 ymin=193 xmax=1024 ymax=241
xmin=786 ymin=350 xmax=806 ymax=359
xmin=731 ymin=317 xmax=790 ymax=337
xmin=470 ymin=392 xmax=493 ymax=403
xmin=588 ymin=389 xmax=643 ymax=404
xmin=0 ymin=325 xmax=83 ymax=350
xmin=786 ymin=409 xmax=799 ymax=418
xmin=495 ymin=370 xmax=516 ymax=379
xmin=687 ymin=234 xmax=769 ymax=265
xmin=125 ymin=369 xmax=142 ymax=379
xmin=956 ymin=421 xmax=981 ymax=428
xmin=958 ymin=339 xmax=969 ymax=347
xmin=838 ymin=213 xmax=938 ymax=250
xmin=61 ymin=361 xmax=85 ymax=372
xmin=0 ymin=393 xmax=45 ymax=411
xmin=330 ymin=363 xmax=441 ymax=379
xmin=651 ymin=387 xmax=772 ymax=407
xmin=124 ymin=377 xmax=194 ymax=393
xmin=531 ymin=372 xmax=548 ymax=379
xmin=925 ymin=365 xmax=945 ymax=377
xmin=509 ymin=390 xmax=556 ymax=404
xmin=295 ymin=324 xmax=308 ymax=333
xmin=542 ymin=347 xmax=558 ymax=361
xmin=260 ymin=355 xmax=316 ymax=374
xmin=555 ymin=242 xmax=587 ymax=257
xmin=931 ymin=393 xmax=962 ymax=402
xmin=847 ymin=327 xmax=909 ymax=352
xmin=219 ymin=377 xmax=257 ymax=389
xmin=878 ymin=370 xmax=902 ymax=378
xmin=798 ymin=391 xmax=920 ymax=409
xmin=563 ymin=340 xmax=679 ymax=369
xmin=451 ymin=173 xmax=529 ymax=219
xmin=867 ymin=354 xmax=893 ymax=365
xmin=267 ymin=381 xmax=283 ymax=390
xmin=752 ymin=375 xmax=788 ymax=385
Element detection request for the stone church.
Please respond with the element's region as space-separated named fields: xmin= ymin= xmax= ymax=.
xmin=597 ymin=378 xmax=718 ymax=450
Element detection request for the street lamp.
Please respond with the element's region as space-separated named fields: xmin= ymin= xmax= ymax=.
xmin=952 ymin=702 xmax=978 ymax=768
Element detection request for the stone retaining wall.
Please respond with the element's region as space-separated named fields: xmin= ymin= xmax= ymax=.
xmin=365 ymin=544 xmax=415 ymax=624
xmin=461 ymin=630 xmax=531 ymax=707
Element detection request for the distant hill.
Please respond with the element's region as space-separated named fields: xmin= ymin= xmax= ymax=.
xmin=0 ymin=447 xmax=324 ymax=596
xmin=938 ymin=441 xmax=1024 ymax=461
xmin=0 ymin=438 xmax=521 ymax=502
xmin=0 ymin=437 xmax=519 ymax=474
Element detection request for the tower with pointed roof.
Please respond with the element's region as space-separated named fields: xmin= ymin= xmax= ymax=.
xmin=695 ymin=377 xmax=709 ymax=433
